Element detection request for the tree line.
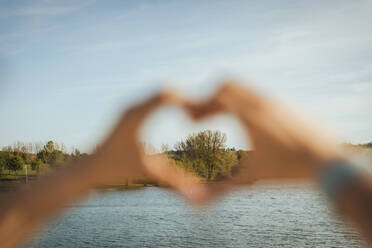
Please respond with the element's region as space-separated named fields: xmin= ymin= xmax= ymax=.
xmin=0 ymin=141 xmax=87 ymax=176
xmin=2 ymin=134 xmax=370 ymax=183
xmin=0 ymin=131 xmax=248 ymax=182
xmin=341 ymin=142 xmax=372 ymax=150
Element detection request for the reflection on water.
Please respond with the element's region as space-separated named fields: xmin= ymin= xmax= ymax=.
xmin=30 ymin=185 xmax=366 ymax=248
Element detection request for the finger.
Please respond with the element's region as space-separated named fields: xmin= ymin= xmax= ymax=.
xmin=184 ymin=83 xmax=238 ymax=120
xmin=142 ymin=154 xmax=209 ymax=205
xmin=115 ymin=91 xmax=189 ymax=136
xmin=131 ymin=91 xmax=188 ymax=124
xmin=186 ymin=81 xmax=267 ymax=121
xmin=184 ymin=97 xmax=225 ymax=121
xmin=195 ymin=156 xmax=258 ymax=204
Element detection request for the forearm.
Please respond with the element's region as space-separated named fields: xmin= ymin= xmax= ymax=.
xmin=317 ymin=159 xmax=372 ymax=243
xmin=0 ymin=154 xmax=103 ymax=248
xmin=334 ymin=177 xmax=372 ymax=243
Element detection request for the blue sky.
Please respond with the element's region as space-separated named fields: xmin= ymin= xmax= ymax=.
xmin=0 ymin=0 xmax=371 ymax=152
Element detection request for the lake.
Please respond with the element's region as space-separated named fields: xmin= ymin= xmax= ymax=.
xmin=29 ymin=184 xmax=366 ymax=248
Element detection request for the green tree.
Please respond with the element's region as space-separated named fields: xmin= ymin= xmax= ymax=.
xmin=48 ymin=150 xmax=64 ymax=166
xmin=71 ymin=149 xmax=81 ymax=161
xmin=36 ymin=141 xmax=65 ymax=166
xmin=31 ymin=159 xmax=44 ymax=173
xmin=0 ymin=154 xmax=6 ymax=174
xmin=6 ymin=155 xmax=24 ymax=175
xmin=45 ymin=141 xmax=55 ymax=152
xmin=161 ymin=144 xmax=170 ymax=153
xmin=37 ymin=149 xmax=49 ymax=164
xmin=173 ymin=130 xmax=238 ymax=180
xmin=2 ymin=146 xmax=12 ymax=152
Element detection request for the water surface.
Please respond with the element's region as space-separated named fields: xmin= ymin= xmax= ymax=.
xmin=30 ymin=185 xmax=366 ymax=248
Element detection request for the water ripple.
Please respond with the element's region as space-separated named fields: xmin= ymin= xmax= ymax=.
xmin=29 ymin=185 xmax=367 ymax=248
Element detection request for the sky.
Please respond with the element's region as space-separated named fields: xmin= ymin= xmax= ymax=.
xmin=0 ymin=0 xmax=371 ymax=152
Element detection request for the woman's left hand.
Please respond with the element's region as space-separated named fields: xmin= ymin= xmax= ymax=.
xmin=93 ymin=92 xmax=206 ymax=204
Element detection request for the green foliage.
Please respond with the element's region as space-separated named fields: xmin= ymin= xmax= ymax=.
xmin=45 ymin=141 xmax=55 ymax=152
xmin=0 ymin=154 xmax=6 ymax=174
xmin=0 ymin=140 xmax=88 ymax=178
xmin=6 ymin=155 xmax=24 ymax=173
xmin=172 ymin=130 xmax=239 ymax=180
xmin=30 ymin=159 xmax=44 ymax=173
xmin=36 ymin=141 xmax=66 ymax=167
xmin=341 ymin=142 xmax=372 ymax=153
xmin=161 ymin=144 xmax=170 ymax=153
xmin=71 ymin=149 xmax=84 ymax=161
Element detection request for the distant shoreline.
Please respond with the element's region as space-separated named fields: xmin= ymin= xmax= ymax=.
xmin=0 ymin=177 xmax=165 ymax=193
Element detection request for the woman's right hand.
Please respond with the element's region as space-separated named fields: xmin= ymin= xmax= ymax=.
xmin=186 ymin=82 xmax=343 ymax=200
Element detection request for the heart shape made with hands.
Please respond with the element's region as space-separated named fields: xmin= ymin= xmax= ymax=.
xmin=101 ymin=82 xmax=336 ymax=206
xmin=127 ymin=85 xmax=271 ymax=205
xmin=140 ymin=101 xmax=250 ymax=204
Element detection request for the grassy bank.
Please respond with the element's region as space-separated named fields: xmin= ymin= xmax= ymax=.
xmin=0 ymin=176 xmax=161 ymax=192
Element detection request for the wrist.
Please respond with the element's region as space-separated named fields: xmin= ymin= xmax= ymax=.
xmin=87 ymin=150 xmax=133 ymax=186
xmin=74 ymin=153 xmax=112 ymax=187
xmin=306 ymin=145 xmax=346 ymax=177
xmin=317 ymin=159 xmax=363 ymax=199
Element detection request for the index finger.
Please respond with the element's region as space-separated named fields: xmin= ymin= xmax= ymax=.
xmin=185 ymin=82 xmax=265 ymax=121
xmin=118 ymin=91 xmax=190 ymax=135
xmin=133 ymin=91 xmax=189 ymax=124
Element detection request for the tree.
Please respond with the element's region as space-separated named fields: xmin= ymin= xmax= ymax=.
xmin=2 ymin=146 xmax=12 ymax=152
xmin=6 ymin=155 xmax=24 ymax=175
xmin=71 ymin=149 xmax=82 ymax=161
xmin=45 ymin=141 xmax=55 ymax=152
xmin=161 ymin=144 xmax=170 ymax=153
xmin=48 ymin=150 xmax=64 ymax=166
xmin=34 ymin=142 xmax=43 ymax=154
xmin=60 ymin=143 xmax=67 ymax=153
xmin=0 ymin=154 xmax=6 ymax=174
xmin=26 ymin=142 xmax=33 ymax=153
xmin=37 ymin=141 xmax=65 ymax=166
xmin=37 ymin=149 xmax=49 ymax=164
xmin=173 ymin=130 xmax=238 ymax=180
xmin=31 ymin=159 xmax=44 ymax=173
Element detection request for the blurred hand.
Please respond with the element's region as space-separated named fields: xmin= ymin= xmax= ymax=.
xmin=93 ymin=92 xmax=206 ymax=204
xmin=91 ymin=83 xmax=343 ymax=204
xmin=0 ymin=92 xmax=209 ymax=248
xmin=185 ymin=82 xmax=343 ymax=201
